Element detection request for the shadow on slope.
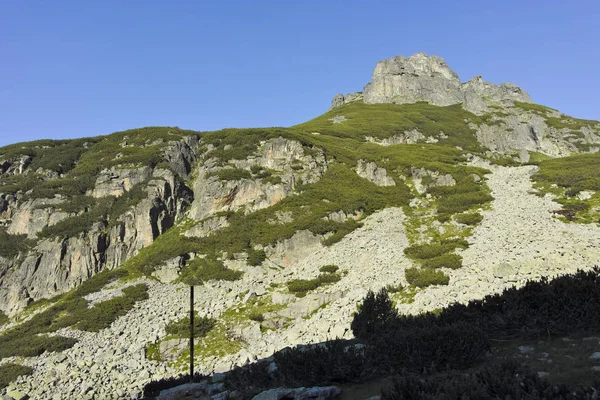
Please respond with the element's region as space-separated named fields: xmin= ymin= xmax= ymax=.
xmin=144 ymin=268 xmax=600 ymax=399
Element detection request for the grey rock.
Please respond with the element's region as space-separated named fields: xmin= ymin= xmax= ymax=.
xmin=359 ymin=53 xmax=531 ymax=115
xmin=356 ymin=160 xmax=395 ymax=187
xmin=493 ymin=263 xmax=516 ymax=279
xmin=6 ymin=388 xmax=29 ymax=400
xmin=252 ymin=386 xmax=341 ymax=400
xmin=589 ymin=352 xmax=600 ymax=360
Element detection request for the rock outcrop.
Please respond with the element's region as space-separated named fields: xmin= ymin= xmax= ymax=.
xmin=188 ymin=137 xmax=327 ymax=220
xmin=0 ymin=168 xmax=193 ymax=316
xmin=358 ymin=52 xmax=532 ymax=114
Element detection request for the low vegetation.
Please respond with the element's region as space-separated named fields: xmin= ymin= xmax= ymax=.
xmin=0 ymin=228 xmax=34 ymax=259
xmin=532 ymin=152 xmax=600 ymax=222
xmin=205 ymin=269 xmax=600 ymax=398
xmin=165 ymin=313 xmax=216 ymax=338
xmin=287 ymin=273 xmax=341 ymax=297
xmin=0 ymin=363 xmax=33 ymax=389
xmin=0 ymin=311 xmax=8 ymax=326
xmin=454 ymin=212 xmax=483 ymax=225
xmin=0 ymin=268 xmax=143 ymax=359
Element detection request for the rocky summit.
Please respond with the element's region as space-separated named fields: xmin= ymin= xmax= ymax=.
xmin=1 ymin=53 xmax=600 ymax=399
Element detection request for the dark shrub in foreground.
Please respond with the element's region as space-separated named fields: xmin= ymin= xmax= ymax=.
xmin=142 ymin=372 xmax=207 ymax=398
xmin=351 ymin=288 xmax=398 ymax=343
xmin=382 ymin=361 xmax=600 ymax=400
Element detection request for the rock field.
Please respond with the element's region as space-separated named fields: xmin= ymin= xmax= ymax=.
xmin=3 ymin=164 xmax=600 ymax=399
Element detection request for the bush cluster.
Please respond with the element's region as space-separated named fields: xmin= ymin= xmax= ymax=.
xmin=247 ymin=248 xmax=266 ymax=266
xmin=454 ymin=212 xmax=483 ymax=225
xmin=0 ymin=268 xmax=143 ymax=359
xmin=403 ymin=239 xmax=468 ymax=260
xmin=405 ymin=267 xmax=450 ymax=287
xmin=382 ymin=361 xmax=600 ymax=400
xmin=142 ymin=372 xmax=207 ymax=399
xmin=287 ymin=273 xmax=341 ymax=297
xmin=165 ymin=312 xmax=216 ymax=338
xmin=0 ymin=363 xmax=33 ymax=389
xmin=225 ymin=340 xmax=380 ymax=398
xmin=319 ymin=265 xmax=339 ymax=273
xmin=422 ymin=253 xmax=462 ymax=270
xmin=0 ymin=228 xmax=35 ymax=259
xmin=74 ymin=284 xmax=149 ymax=332
xmin=209 ymin=168 xmax=252 ymax=181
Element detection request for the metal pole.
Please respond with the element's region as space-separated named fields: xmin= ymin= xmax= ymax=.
xmin=190 ymin=285 xmax=194 ymax=382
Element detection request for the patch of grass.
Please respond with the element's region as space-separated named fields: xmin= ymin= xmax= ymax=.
xmin=165 ymin=313 xmax=217 ymax=338
xmin=248 ymin=311 xmax=265 ymax=323
xmin=454 ymin=212 xmax=483 ymax=225
xmin=74 ymin=283 xmax=149 ymax=332
xmin=181 ymin=257 xmax=243 ymax=285
xmin=0 ymin=228 xmax=35 ymax=259
xmin=319 ymin=265 xmax=339 ymax=274
xmin=403 ymin=239 xmax=468 ymax=260
xmin=296 ymin=102 xmax=485 ymax=153
xmin=0 ymin=268 xmax=130 ymax=359
xmin=533 ymin=152 xmax=600 ymax=222
xmin=0 ymin=363 xmax=33 ymax=389
xmin=405 ymin=267 xmax=450 ymax=288
xmin=208 ymin=168 xmax=252 ymax=181
xmin=247 ymin=248 xmax=266 ymax=266
xmin=0 ymin=311 xmax=8 ymax=326
xmin=422 ymin=253 xmax=463 ymax=270
xmin=287 ymin=273 xmax=342 ymax=297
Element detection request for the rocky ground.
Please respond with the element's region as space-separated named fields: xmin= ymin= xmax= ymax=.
xmin=403 ymin=163 xmax=600 ymax=314
xmin=3 ymin=164 xmax=600 ymax=399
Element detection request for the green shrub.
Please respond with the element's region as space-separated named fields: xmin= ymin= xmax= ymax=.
xmin=248 ymin=311 xmax=265 ymax=323
xmin=403 ymin=239 xmax=467 ymax=260
xmin=0 ymin=229 xmax=34 ymax=259
xmin=287 ymin=273 xmax=341 ymax=296
xmin=0 ymin=311 xmax=8 ymax=326
xmin=422 ymin=253 xmax=463 ymax=270
xmin=0 ymin=334 xmax=77 ymax=358
xmin=454 ymin=212 xmax=483 ymax=225
xmin=319 ymin=265 xmax=339 ymax=274
xmin=287 ymin=279 xmax=321 ymax=294
xmin=262 ymin=175 xmax=282 ymax=185
xmin=352 ymin=289 xmax=398 ymax=343
xmin=0 ymin=363 xmax=33 ymax=389
xmin=247 ymin=248 xmax=266 ymax=266
xmin=165 ymin=313 xmax=216 ymax=338
xmin=182 ymin=258 xmax=243 ymax=284
xmin=74 ymin=284 xmax=149 ymax=332
xmin=385 ymin=283 xmax=403 ymax=293
xmin=209 ymin=168 xmax=252 ymax=181
xmin=382 ymin=361 xmax=599 ymax=400
xmin=405 ymin=267 xmax=450 ymax=287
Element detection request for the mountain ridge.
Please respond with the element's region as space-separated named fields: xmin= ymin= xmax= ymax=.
xmin=1 ymin=53 xmax=600 ymax=399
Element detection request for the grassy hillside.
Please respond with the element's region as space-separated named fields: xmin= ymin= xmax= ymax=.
xmin=1 ymin=100 xmax=599 ymax=370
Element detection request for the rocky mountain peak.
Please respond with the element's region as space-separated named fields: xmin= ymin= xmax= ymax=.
xmin=332 ymin=52 xmax=532 ymax=114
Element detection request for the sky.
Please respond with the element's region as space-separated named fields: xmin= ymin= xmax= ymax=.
xmin=1 ymin=1 xmax=599 ymax=147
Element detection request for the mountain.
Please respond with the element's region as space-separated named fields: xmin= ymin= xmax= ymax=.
xmin=1 ymin=53 xmax=600 ymax=399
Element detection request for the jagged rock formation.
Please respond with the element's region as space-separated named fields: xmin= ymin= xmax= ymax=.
xmin=332 ymin=52 xmax=532 ymax=114
xmin=0 ymin=167 xmax=193 ymax=315
xmin=331 ymin=52 xmax=600 ymax=156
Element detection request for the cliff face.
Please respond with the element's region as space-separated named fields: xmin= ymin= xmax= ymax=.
xmin=331 ymin=53 xmax=600 ymax=157
xmin=0 ymin=133 xmax=198 ymax=315
xmin=355 ymin=52 xmax=532 ymax=113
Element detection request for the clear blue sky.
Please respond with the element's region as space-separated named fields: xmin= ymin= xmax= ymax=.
xmin=1 ymin=1 xmax=598 ymax=147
